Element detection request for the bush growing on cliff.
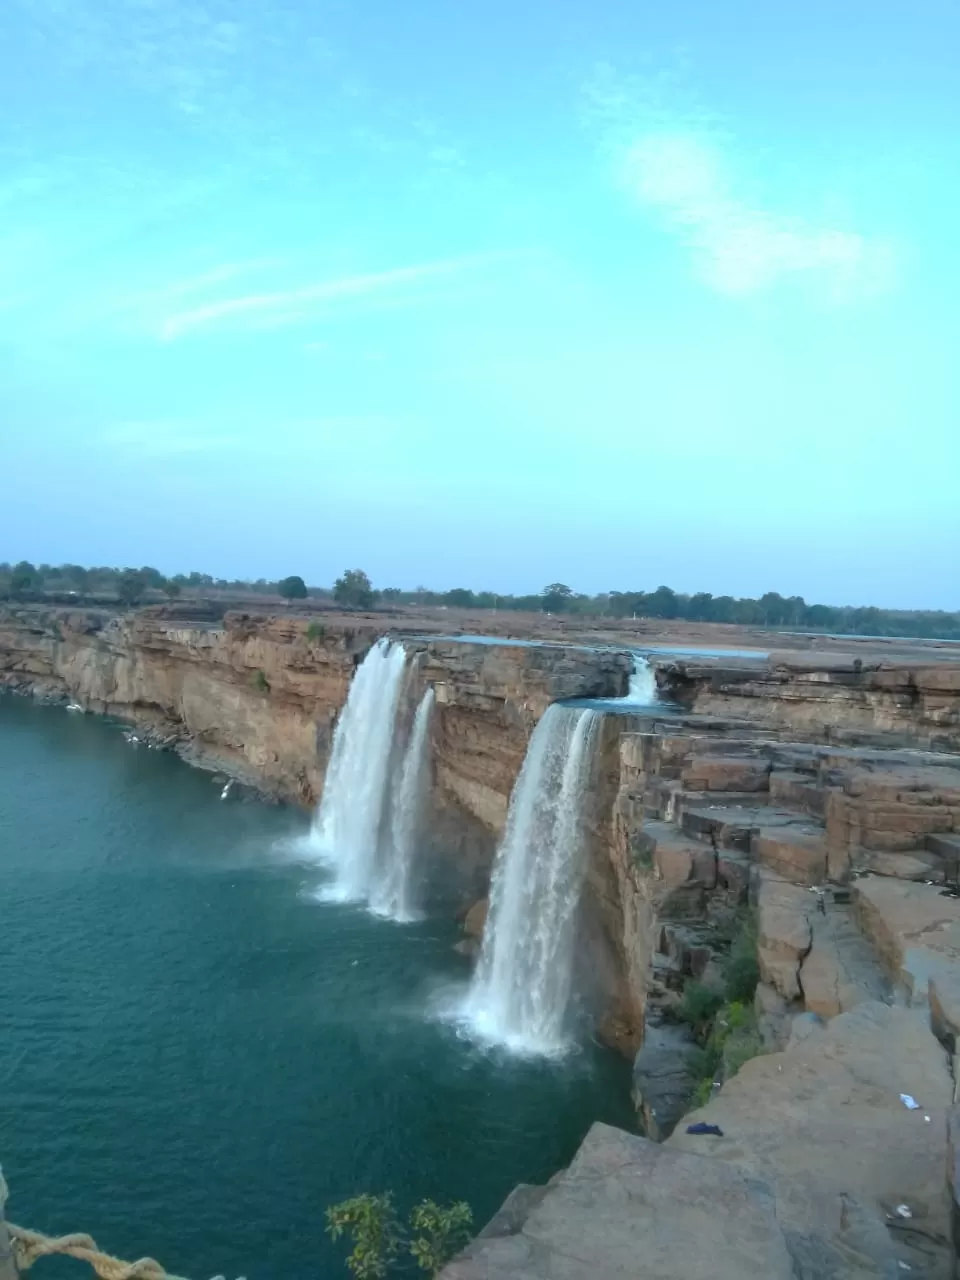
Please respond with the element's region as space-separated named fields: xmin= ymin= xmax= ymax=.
xmin=326 ymin=1193 xmax=472 ymax=1278
xmin=678 ymin=981 xmax=723 ymax=1032
xmin=723 ymin=912 xmax=760 ymax=1003
xmin=252 ymin=669 xmax=270 ymax=693
xmin=306 ymin=621 xmax=327 ymax=641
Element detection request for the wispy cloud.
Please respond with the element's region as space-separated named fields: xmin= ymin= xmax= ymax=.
xmin=619 ymin=133 xmax=895 ymax=298
xmin=158 ymin=254 xmax=516 ymax=340
xmin=586 ymin=67 xmax=896 ymax=300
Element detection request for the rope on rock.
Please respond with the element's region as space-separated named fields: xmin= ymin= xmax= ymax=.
xmin=1 ymin=1171 xmax=188 ymax=1280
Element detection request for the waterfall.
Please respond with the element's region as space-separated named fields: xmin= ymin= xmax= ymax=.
xmin=625 ymin=654 xmax=657 ymax=705
xmin=465 ymin=704 xmax=601 ymax=1054
xmin=311 ymin=639 xmax=408 ymax=904
xmin=370 ymin=686 xmax=435 ymax=922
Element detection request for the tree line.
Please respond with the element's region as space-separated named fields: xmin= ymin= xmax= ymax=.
xmin=0 ymin=561 xmax=314 ymax=605
xmin=2 ymin=561 xmax=957 ymax=640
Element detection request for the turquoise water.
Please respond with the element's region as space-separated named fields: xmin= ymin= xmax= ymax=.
xmin=0 ymin=697 xmax=634 ymax=1278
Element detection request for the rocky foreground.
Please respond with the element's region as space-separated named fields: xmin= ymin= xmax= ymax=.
xmin=445 ymin=681 xmax=960 ymax=1276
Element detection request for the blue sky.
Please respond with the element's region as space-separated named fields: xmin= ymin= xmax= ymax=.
xmin=2 ymin=0 xmax=958 ymax=608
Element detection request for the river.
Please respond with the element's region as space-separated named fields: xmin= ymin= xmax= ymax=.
xmin=0 ymin=697 xmax=633 ymax=1278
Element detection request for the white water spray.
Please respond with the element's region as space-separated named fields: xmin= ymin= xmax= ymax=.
xmin=624 ymin=654 xmax=657 ymax=705
xmin=465 ymin=704 xmax=601 ymax=1054
xmin=311 ymin=639 xmax=408 ymax=903
xmin=370 ymin=686 xmax=435 ymax=922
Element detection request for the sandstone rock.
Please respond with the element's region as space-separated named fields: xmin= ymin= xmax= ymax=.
xmin=682 ymin=754 xmax=771 ymax=793
xmin=929 ymin=968 xmax=960 ymax=1053
xmin=863 ymin=849 xmax=941 ymax=880
xmin=769 ymin=770 xmax=827 ymax=817
xmin=853 ymin=876 xmax=960 ymax=1000
xmin=756 ymin=874 xmax=812 ymax=1002
xmin=462 ymin=898 xmax=488 ymax=940
xmin=441 ymin=1122 xmax=795 ymax=1280
xmin=800 ymin=906 xmax=890 ymax=1018
xmin=671 ymin=1002 xmax=955 ymax=1277
xmin=632 ymin=1021 xmax=699 ymax=1141
xmin=754 ymin=980 xmax=792 ymax=1049
xmin=753 ymin=827 xmax=827 ymax=885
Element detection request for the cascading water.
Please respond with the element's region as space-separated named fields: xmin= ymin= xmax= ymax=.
xmin=310 ymin=639 xmax=408 ymax=904
xmin=370 ymin=686 xmax=435 ymax=922
xmin=465 ymin=704 xmax=601 ymax=1054
xmin=624 ymin=654 xmax=657 ymax=704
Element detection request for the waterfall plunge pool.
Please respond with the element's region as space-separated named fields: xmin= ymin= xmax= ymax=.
xmin=0 ymin=695 xmax=635 ymax=1279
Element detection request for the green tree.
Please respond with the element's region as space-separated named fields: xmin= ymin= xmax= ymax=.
xmin=163 ymin=579 xmax=182 ymax=598
xmin=444 ymin=587 xmax=476 ymax=607
xmin=541 ymin=583 xmax=574 ymax=613
xmin=117 ymin=569 xmax=148 ymax=606
xmin=10 ymin=560 xmax=36 ymax=594
xmin=334 ymin=568 xmax=377 ymax=610
xmin=278 ymin=574 xmax=308 ymax=600
xmin=646 ymin=585 xmax=679 ymax=619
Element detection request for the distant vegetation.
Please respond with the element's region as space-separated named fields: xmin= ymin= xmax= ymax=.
xmin=278 ymin=574 xmax=308 ymax=600
xmin=334 ymin=567 xmax=377 ymax=610
xmin=1 ymin=560 xmax=957 ymax=639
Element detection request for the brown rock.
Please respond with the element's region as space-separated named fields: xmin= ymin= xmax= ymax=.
xmin=442 ymin=1123 xmax=795 ymax=1280
xmin=462 ymin=898 xmax=488 ymax=940
xmin=671 ymin=1002 xmax=955 ymax=1277
xmin=682 ymin=755 xmax=771 ymax=793
xmin=753 ymin=828 xmax=827 ymax=885
xmin=756 ymin=874 xmax=812 ymax=1002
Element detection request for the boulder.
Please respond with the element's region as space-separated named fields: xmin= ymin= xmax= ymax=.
xmin=441 ymin=1123 xmax=795 ymax=1280
xmin=670 ymin=1002 xmax=955 ymax=1277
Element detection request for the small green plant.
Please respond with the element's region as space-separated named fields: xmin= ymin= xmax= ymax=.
xmin=327 ymin=1194 xmax=473 ymax=1278
xmin=327 ymin=1194 xmax=403 ymax=1280
xmin=691 ymin=1076 xmax=715 ymax=1108
xmin=252 ymin=669 xmax=270 ymax=693
xmin=306 ymin=621 xmax=327 ymax=641
xmin=723 ymin=911 xmax=760 ymax=1003
xmin=408 ymin=1200 xmax=473 ymax=1275
xmin=722 ymin=1026 xmax=764 ymax=1079
xmin=678 ymin=980 xmax=723 ymax=1031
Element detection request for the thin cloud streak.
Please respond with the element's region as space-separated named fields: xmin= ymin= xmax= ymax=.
xmin=159 ymin=253 xmax=521 ymax=339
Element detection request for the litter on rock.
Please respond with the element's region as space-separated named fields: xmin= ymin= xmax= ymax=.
xmin=894 ymin=1204 xmax=913 ymax=1219
xmin=686 ymin=1122 xmax=724 ymax=1137
xmin=899 ymin=1094 xmax=921 ymax=1110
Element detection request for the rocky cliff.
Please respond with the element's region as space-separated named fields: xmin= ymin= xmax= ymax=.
xmin=662 ymin=654 xmax=960 ymax=752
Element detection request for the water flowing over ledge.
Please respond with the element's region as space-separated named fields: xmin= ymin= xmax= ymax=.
xmin=306 ymin=639 xmax=436 ymax=921
xmin=370 ymin=685 xmax=435 ymax=922
xmin=463 ymin=704 xmax=602 ymax=1056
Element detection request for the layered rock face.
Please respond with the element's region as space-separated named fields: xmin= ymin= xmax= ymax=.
xmin=0 ymin=604 xmax=628 ymax=803
xmin=662 ymin=654 xmax=960 ymax=752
